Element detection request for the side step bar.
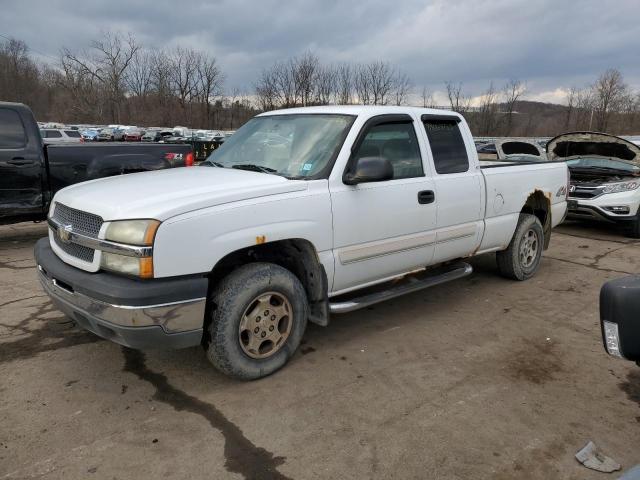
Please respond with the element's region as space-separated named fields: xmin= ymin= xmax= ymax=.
xmin=328 ymin=262 xmax=473 ymax=314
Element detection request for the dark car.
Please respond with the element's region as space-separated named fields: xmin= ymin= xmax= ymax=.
xmin=142 ymin=130 xmax=163 ymax=142
xmin=600 ymin=275 xmax=640 ymax=365
xmin=0 ymin=102 xmax=195 ymax=224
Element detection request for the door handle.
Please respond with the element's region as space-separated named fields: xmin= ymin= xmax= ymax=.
xmin=418 ymin=190 xmax=435 ymax=204
xmin=7 ymin=157 xmax=33 ymax=166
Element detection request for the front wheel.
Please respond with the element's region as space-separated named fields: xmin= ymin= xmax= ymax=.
xmin=496 ymin=213 xmax=544 ymax=281
xmin=204 ymin=263 xmax=308 ymax=380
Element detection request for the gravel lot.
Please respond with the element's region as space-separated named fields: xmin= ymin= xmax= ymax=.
xmin=0 ymin=221 xmax=638 ymax=479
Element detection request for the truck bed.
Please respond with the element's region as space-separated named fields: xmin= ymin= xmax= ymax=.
xmin=45 ymin=142 xmax=193 ymax=196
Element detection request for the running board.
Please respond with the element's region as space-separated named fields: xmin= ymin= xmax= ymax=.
xmin=328 ymin=262 xmax=473 ymax=314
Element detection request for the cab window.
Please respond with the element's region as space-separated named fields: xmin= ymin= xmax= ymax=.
xmin=353 ymin=122 xmax=423 ymax=179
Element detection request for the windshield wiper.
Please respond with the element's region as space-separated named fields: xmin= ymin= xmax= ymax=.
xmin=201 ymin=161 xmax=225 ymax=168
xmin=231 ymin=164 xmax=278 ymax=174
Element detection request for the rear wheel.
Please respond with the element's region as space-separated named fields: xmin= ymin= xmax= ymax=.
xmin=496 ymin=213 xmax=544 ymax=280
xmin=204 ymin=263 xmax=308 ymax=380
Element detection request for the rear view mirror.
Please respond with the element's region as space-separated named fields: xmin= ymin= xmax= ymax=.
xmin=600 ymin=275 xmax=640 ymax=364
xmin=343 ymin=156 xmax=393 ymax=185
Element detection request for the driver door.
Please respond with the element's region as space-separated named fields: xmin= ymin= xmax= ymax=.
xmin=330 ymin=115 xmax=437 ymax=294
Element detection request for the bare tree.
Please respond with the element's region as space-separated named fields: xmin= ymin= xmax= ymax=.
xmin=61 ymin=31 xmax=139 ymax=122
xmin=445 ymin=81 xmax=470 ymax=113
xmin=196 ymin=52 xmax=224 ymax=127
xmin=393 ymin=72 xmax=412 ymax=106
xmin=420 ymin=86 xmax=435 ymax=108
xmin=478 ymin=81 xmax=498 ymax=135
xmin=503 ymin=79 xmax=526 ymax=135
xmin=314 ymin=65 xmax=337 ymax=105
xmin=354 ymin=64 xmax=372 ymax=105
xmin=591 ymin=68 xmax=628 ymax=132
xmin=293 ymin=51 xmax=319 ymax=106
xmin=564 ymin=86 xmax=577 ymax=130
xmin=336 ymin=64 xmax=353 ymax=105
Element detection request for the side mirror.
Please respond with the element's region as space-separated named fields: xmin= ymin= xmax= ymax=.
xmin=600 ymin=275 xmax=640 ymax=365
xmin=343 ymin=156 xmax=393 ymax=185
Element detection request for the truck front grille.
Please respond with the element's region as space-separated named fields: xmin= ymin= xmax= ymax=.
xmin=51 ymin=203 xmax=104 ymax=263
xmin=52 ymin=233 xmax=95 ymax=263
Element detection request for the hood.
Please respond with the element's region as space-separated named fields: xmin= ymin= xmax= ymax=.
xmin=53 ymin=167 xmax=308 ymax=221
xmin=547 ymin=132 xmax=640 ymax=163
xmin=495 ymin=139 xmax=546 ymax=160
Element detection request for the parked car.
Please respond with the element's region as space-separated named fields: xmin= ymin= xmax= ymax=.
xmin=485 ymin=139 xmax=548 ymax=164
xmin=40 ymin=128 xmax=83 ymax=144
xmin=0 ymin=102 xmax=195 ymax=225
xmin=98 ymin=128 xmax=116 ymax=141
xmin=142 ymin=130 xmax=163 ymax=142
xmin=476 ymin=142 xmax=497 ymax=159
xmin=600 ymin=275 xmax=640 ymax=366
xmin=35 ymin=105 xmax=569 ymax=379
xmin=548 ymin=132 xmax=640 ymax=237
xmin=124 ymin=129 xmax=144 ymax=142
xmin=81 ymin=128 xmax=100 ymax=142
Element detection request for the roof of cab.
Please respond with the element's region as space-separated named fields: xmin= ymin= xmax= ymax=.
xmin=257 ymin=105 xmax=463 ymax=120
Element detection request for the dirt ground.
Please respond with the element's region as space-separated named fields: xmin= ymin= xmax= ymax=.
xmin=0 ymin=220 xmax=638 ymax=479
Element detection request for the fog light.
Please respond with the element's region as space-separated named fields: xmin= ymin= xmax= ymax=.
xmin=603 ymin=206 xmax=630 ymax=214
xmin=603 ymin=320 xmax=622 ymax=358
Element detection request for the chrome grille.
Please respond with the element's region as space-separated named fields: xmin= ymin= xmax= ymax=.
xmin=52 ymin=203 xmax=103 ymax=237
xmin=52 ymin=233 xmax=95 ymax=262
xmin=51 ymin=203 xmax=103 ymax=263
xmin=569 ymin=185 xmax=603 ymax=200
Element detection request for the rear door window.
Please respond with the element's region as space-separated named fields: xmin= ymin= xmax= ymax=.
xmin=46 ymin=130 xmax=62 ymax=138
xmin=0 ymin=108 xmax=27 ymax=148
xmin=422 ymin=119 xmax=470 ymax=174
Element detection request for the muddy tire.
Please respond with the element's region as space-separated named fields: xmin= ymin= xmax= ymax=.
xmin=496 ymin=213 xmax=544 ymax=281
xmin=204 ymin=263 xmax=308 ymax=380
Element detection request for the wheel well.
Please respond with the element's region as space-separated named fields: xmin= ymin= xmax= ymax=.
xmin=521 ymin=190 xmax=551 ymax=249
xmin=204 ymin=239 xmax=329 ymax=337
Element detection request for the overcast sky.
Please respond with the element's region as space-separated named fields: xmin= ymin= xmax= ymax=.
xmin=2 ymin=0 xmax=639 ymax=104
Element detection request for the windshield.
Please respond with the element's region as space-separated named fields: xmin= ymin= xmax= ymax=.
xmin=567 ymin=157 xmax=640 ymax=174
xmin=202 ymin=114 xmax=355 ymax=178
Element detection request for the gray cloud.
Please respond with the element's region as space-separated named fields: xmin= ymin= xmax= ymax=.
xmin=2 ymin=0 xmax=639 ymax=100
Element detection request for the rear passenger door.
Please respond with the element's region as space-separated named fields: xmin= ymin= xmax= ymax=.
xmin=420 ymin=115 xmax=484 ymax=263
xmin=330 ymin=114 xmax=438 ymax=293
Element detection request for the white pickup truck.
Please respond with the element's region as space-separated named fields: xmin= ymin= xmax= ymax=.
xmin=35 ymin=106 xmax=569 ymax=379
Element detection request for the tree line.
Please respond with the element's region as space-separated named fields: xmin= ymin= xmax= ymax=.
xmin=1 ymin=32 xmax=639 ymax=136
xmin=0 ymin=33 xmax=256 ymax=129
xmin=254 ymin=52 xmax=412 ymax=109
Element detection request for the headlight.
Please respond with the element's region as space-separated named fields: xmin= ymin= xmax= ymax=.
xmin=102 ymin=219 xmax=159 ymax=278
xmin=101 ymin=253 xmax=154 ymax=278
xmin=602 ymin=181 xmax=640 ymax=194
xmin=105 ymin=219 xmax=160 ymax=245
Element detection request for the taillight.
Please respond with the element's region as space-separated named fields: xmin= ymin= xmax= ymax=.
xmin=80 ymin=137 xmax=84 ymax=143
xmin=185 ymin=152 xmax=194 ymax=167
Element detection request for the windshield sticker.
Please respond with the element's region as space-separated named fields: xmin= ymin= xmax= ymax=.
xmin=301 ymin=163 xmax=313 ymax=171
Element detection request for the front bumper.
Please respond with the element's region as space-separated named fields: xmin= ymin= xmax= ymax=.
xmin=34 ymin=238 xmax=208 ymax=349
xmin=567 ymin=199 xmax=639 ymax=224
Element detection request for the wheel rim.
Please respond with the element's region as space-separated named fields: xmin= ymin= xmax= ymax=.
xmin=238 ymin=291 xmax=293 ymax=359
xmin=519 ymin=228 xmax=539 ymax=268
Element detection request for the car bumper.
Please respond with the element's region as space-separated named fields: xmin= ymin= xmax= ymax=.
xmin=567 ymin=199 xmax=638 ymax=224
xmin=34 ymin=238 xmax=208 ymax=349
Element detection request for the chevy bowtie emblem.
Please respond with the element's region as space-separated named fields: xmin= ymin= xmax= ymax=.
xmin=569 ymin=185 xmax=576 ymax=193
xmin=58 ymin=224 xmax=73 ymax=243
